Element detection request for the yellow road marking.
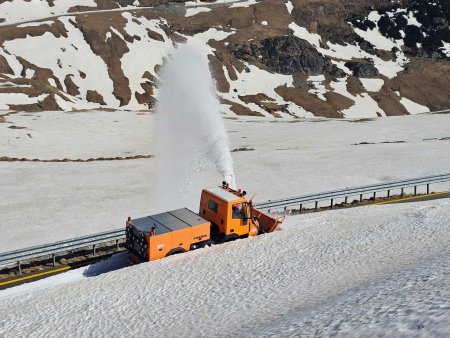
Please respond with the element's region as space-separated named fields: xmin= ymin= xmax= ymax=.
xmin=0 ymin=266 xmax=70 ymax=287
xmin=372 ymin=190 xmax=450 ymax=206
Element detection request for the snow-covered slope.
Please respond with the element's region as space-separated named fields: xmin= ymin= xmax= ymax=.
xmin=0 ymin=199 xmax=449 ymax=337
xmin=1 ymin=112 xmax=449 ymax=251
xmin=0 ymin=0 xmax=449 ymax=116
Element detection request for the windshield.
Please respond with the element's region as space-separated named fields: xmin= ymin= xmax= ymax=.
xmin=232 ymin=203 xmax=248 ymax=219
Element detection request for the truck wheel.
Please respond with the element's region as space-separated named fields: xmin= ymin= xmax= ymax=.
xmin=166 ymin=248 xmax=186 ymax=257
xmin=198 ymin=240 xmax=212 ymax=248
xmin=224 ymin=234 xmax=239 ymax=242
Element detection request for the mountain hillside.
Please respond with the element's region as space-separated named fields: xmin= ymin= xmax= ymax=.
xmin=0 ymin=0 xmax=449 ymax=117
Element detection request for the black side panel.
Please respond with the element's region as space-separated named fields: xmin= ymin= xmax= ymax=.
xmin=126 ymin=225 xmax=148 ymax=261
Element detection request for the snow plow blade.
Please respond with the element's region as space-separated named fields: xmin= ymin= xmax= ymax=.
xmin=252 ymin=208 xmax=283 ymax=233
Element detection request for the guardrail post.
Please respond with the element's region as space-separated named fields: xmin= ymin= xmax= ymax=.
xmin=387 ymin=190 xmax=390 ymax=198
xmin=314 ymin=201 xmax=318 ymax=211
xmin=330 ymin=199 xmax=334 ymax=209
xmin=373 ymin=192 xmax=376 ymax=200
xmin=401 ymin=188 xmax=404 ymax=197
xmin=344 ymin=196 xmax=348 ymax=204
xmin=427 ymin=184 xmax=430 ymax=194
xmin=18 ymin=261 xmax=21 ymax=275
xmin=359 ymin=194 xmax=363 ymax=202
xmin=52 ymin=253 xmax=56 ymax=267
xmin=93 ymin=244 xmax=96 ymax=256
xmin=414 ymin=186 xmax=417 ymax=196
xmin=116 ymin=239 xmax=120 ymax=249
xmin=299 ymin=204 xmax=303 ymax=214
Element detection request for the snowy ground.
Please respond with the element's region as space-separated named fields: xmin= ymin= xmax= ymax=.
xmin=0 ymin=112 xmax=449 ymax=251
xmin=0 ymin=199 xmax=449 ymax=337
xmin=0 ymin=110 xmax=449 ymax=336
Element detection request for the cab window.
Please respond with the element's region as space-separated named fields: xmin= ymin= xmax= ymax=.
xmin=208 ymin=199 xmax=218 ymax=213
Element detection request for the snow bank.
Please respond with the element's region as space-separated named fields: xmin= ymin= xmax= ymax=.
xmin=400 ymin=97 xmax=430 ymax=114
xmin=0 ymin=93 xmax=48 ymax=109
xmin=185 ymin=7 xmax=211 ymax=17
xmin=360 ymin=78 xmax=384 ymax=92
xmin=288 ymin=22 xmax=321 ymax=48
xmin=120 ymin=13 xmax=173 ymax=110
xmin=0 ymin=0 xmax=96 ymax=26
xmin=252 ymin=253 xmax=450 ymax=337
xmin=221 ymin=63 xmax=297 ymax=117
xmin=3 ymin=17 xmax=118 ymax=107
xmin=285 ymin=1 xmax=293 ymax=14
xmin=1 ymin=200 xmax=449 ymax=337
xmin=331 ymin=78 xmax=385 ymax=117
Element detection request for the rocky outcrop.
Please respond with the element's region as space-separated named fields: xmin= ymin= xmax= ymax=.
xmin=232 ymin=36 xmax=345 ymax=78
xmin=350 ymin=0 xmax=450 ymax=58
xmin=345 ymin=60 xmax=379 ymax=78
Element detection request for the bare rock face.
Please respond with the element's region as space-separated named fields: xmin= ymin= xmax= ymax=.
xmin=232 ymin=36 xmax=344 ymax=78
xmin=345 ymin=61 xmax=379 ymax=78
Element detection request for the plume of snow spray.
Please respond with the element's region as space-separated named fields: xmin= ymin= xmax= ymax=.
xmin=154 ymin=45 xmax=235 ymax=211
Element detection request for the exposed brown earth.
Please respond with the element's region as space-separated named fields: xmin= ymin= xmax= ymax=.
xmin=368 ymin=86 xmax=409 ymax=116
xmin=0 ymin=155 xmax=152 ymax=162
xmin=8 ymin=93 xmax=61 ymax=112
xmin=346 ymin=76 xmax=365 ymax=96
xmin=388 ymin=58 xmax=450 ymax=112
xmin=275 ymin=86 xmax=352 ymax=118
xmin=86 ymin=90 xmax=106 ymax=105
xmin=64 ymin=75 xmax=80 ymax=97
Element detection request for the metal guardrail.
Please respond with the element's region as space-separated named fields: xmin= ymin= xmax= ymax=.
xmin=0 ymin=229 xmax=125 ymax=271
xmin=257 ymin=173 xmax=450 ymax=212
xmin=1 ymin=173 xmax=449 ymax=272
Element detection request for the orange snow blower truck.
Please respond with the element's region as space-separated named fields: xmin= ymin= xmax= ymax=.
xmin=126 ymin=182 xmax=282 ymax=262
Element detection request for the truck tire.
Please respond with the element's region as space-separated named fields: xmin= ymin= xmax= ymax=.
xmin=190 ymin=240 xmax=211 ymax=250
xmin=166 ymin=248 xmax=186 ymax=257
xmin=199 ymin=240 xmax=212 ymax=248
xmin=224 ymin=233 xmax=239 ymax=242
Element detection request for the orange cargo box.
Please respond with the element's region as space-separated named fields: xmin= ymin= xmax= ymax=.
xmin=126 ymin=208 xmax=211 ymax=262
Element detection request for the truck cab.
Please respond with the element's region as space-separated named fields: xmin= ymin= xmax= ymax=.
xmin=199 ymin=183 xmax=258 ymax=242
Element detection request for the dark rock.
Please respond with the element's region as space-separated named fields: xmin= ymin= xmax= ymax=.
xmin=395 ymin=15 xmax=408 ymax=29
xmin=404 ymin=25 xmax=424 ymax=48
xmin=232 ymin=36 xmax=337 ymax=76
xmin=344 ymin=60 xmax=379 ymax=78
